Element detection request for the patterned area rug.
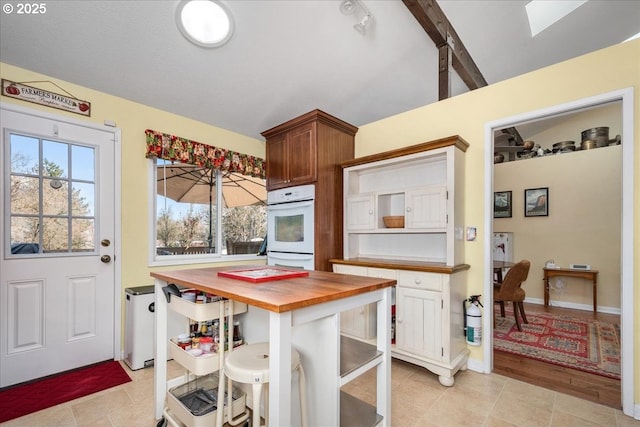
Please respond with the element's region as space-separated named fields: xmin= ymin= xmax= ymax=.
xmin=494 ymin=307 xmax=620 ymax=379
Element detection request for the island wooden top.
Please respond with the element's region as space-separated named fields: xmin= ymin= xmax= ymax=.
xmin=151 ymin=265 xmax=396 ymax=313
xmin=329 ymin=258 xmax=470 ymax=274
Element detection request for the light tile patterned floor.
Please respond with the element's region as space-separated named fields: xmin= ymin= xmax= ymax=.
xmin=1 ymin=359 xmax=638 ymax=427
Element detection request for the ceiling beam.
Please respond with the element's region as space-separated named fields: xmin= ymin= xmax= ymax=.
xmin=403 ymin=0 xmax=523 ymax=145
xmin=402 ymin=0 xmax=488 ymax=98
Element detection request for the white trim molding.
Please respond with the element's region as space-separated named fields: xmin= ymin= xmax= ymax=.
xmin=483 ymin=87 xmax=635 ymax=418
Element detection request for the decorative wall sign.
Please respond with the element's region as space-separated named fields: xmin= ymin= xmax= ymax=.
xmin=1 ymin=79 xmax=91 ymax=116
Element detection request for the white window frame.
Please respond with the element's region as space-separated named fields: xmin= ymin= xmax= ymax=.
xmin=148 ymin=159 xmax=266 ymax=267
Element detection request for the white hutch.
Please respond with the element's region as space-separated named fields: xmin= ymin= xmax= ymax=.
xmin=330 ymin=135 xmax=470 ymax=386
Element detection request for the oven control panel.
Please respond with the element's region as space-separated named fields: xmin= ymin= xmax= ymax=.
xmin=267 ymin=184 xmax=315 ymax=204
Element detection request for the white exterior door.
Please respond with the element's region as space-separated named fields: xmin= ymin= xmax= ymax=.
xmin=0 ymin=106 xmax=117 ymax=387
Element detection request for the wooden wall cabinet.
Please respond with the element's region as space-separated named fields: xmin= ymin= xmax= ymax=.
xmin=262 ymin=109 xmax=358 ymax=271
xmin=263 ymin=121 xmax=317 ymax=190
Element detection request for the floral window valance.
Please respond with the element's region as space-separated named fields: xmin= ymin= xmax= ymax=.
xmin=145 ymin=129 xmax=265 ymax=179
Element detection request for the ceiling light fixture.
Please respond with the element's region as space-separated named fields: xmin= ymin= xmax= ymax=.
xmin=340 ymin=0 xmax=357 ymax=15
xmin=354 ymin=14 xmax=372 ymax=35
xmin=176 ymin=0 xmax=234 ymax=48
xmin=340 ymin=0 xmax=373 ymax=35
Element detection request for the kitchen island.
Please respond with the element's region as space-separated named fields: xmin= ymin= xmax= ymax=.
xmin=152 ymin=266 xmax=396 ymax=426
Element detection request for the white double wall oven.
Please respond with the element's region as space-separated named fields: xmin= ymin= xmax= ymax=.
xmin=266 ymin=184 xmax=315 ymax=270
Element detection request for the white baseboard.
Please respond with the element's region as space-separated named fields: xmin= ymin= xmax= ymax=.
xmin=523 ymin=297 xmax=621 ymax=315
xmin=466 ymin=357 xmax=485 ymax=374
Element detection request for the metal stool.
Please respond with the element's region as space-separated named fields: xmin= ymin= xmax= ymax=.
xmin=223 ymin=342 xmax=307 ymax=427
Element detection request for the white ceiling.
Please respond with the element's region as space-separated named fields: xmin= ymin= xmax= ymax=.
xmin=1 ymin=0 xmax=638 ymax=140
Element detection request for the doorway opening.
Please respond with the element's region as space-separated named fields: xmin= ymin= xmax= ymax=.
xmin=483 ymin=88 xmax=634 ymax=416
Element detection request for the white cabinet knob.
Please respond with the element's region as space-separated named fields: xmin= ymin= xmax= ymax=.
xmin=369 ymin=210 xmax=373 ymax=215
xmin=414 ymin=278 xmax=421 ymax=284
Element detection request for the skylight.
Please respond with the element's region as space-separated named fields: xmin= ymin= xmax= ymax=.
xmin=525 ymin=0 xmax=588 ymax=37
xmin=624 ymin=32 xmax=640 ymax=43
xmin=176 ymin=0 xmax=234 ymax=48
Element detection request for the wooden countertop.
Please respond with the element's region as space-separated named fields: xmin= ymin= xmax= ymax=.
xmin=329 ymin=258 xmax=470 ymax=274
xmin=151 ymin=265 xmax=396 ymax=313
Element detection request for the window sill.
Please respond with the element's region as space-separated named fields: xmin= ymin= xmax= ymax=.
xmin=149 ymin=253 xmax=267 ymax=268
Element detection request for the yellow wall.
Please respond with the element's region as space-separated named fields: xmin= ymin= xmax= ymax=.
xmin=355 ymin=39 xmax=639 ymax=404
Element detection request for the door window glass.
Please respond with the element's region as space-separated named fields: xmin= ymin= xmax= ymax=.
xmin=7 ymin=132 xmax=96 ymax=256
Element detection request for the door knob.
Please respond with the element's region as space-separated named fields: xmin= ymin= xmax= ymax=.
xmin=101 ymin=255 xmax=111 ymax=263
xmin=101 ymin=239 xmax=111 ymax=247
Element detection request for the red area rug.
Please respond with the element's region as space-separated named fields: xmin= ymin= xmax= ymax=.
xmin=0 ymin=360 xmax=131 ymax=423
xmin=494 ymin=307 xmax=620 ymax=379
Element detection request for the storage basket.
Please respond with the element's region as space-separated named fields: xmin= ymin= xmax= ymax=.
xmin=167 ymin=372 xmax=246 ymax=427
xmin=382 ymin=216 xmax=405 ymax=228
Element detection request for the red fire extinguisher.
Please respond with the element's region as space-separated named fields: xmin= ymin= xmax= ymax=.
xmin=463 ymin=295 xmax=483 ymax=346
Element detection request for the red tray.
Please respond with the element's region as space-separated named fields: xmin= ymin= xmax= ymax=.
xmin=217 ymin=267 xmax=309 ymax=283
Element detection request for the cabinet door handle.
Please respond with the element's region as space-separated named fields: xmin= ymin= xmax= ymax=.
xmin=414 ymin=278 xmax=421 ymax=284
xmin=369 ymin=210 xmax=373 ymax=215
xmin=406 ymin=207 xmax=412 ymax=212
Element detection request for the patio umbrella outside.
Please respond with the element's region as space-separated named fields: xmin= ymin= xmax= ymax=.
xmin=157 ymin=163 xmax=266 ymax=248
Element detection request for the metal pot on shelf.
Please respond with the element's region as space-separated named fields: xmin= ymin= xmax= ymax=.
xmin=581 ymin=127 xmax=610 ymax=147
xmin=552 ymin=141 xmax=576 ymax=153
xmin=581 ymin=140 xmax=599 ymax=150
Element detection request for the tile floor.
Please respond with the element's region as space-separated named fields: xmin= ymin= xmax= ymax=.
xmin=1 ymin=359 xmax=639 ymax=427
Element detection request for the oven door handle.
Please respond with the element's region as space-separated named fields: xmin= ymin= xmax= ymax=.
xmin=267 ymin=252 xmax=313 ymax=261
xmin=267 ymin=200 xmax=314 ymax=210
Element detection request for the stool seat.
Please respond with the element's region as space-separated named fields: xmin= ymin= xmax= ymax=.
xmin=225 ymin=342 xmax=301 ymax=385
xmin=223 ymin=342 xmax=306 ymax=427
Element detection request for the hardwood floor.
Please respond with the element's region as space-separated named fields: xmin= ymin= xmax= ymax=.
xmin=493 ymin=302 xmax=621 ymax=409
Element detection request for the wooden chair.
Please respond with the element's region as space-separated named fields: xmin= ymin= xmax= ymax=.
xmin=494 ymin=259 xmax=530 ymax=331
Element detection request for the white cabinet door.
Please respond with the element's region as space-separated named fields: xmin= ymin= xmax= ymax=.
xmin=396 ymin=287 xmax=442 ymax=361
xmin=405 ymin=186 xmax=447 ymax=229
xmin=346 ymin=194 xmax=375 ymax=230
xmin=333 ymin=264 xmax=375 ymax=339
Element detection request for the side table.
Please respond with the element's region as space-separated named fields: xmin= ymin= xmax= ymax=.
xmin=543 ymin=267 xmax=598 ymax=313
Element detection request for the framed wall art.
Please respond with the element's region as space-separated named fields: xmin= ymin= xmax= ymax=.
xmin=525 ymin=187 xmax=549 ymax=217
xmin=493 ymin=191 xmax=512 ymax=218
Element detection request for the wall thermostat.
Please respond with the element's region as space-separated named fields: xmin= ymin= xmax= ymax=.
xmin=570 ymin=263 xmax=591 ymax=270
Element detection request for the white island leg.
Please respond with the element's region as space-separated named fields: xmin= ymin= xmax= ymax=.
xmin=269 ymin=311 xmax=293 ymax=427
xmin=153 ymin=278 xmax=168 ymax=420
xmin=376 ymin=287 xmax=392 ymax=425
